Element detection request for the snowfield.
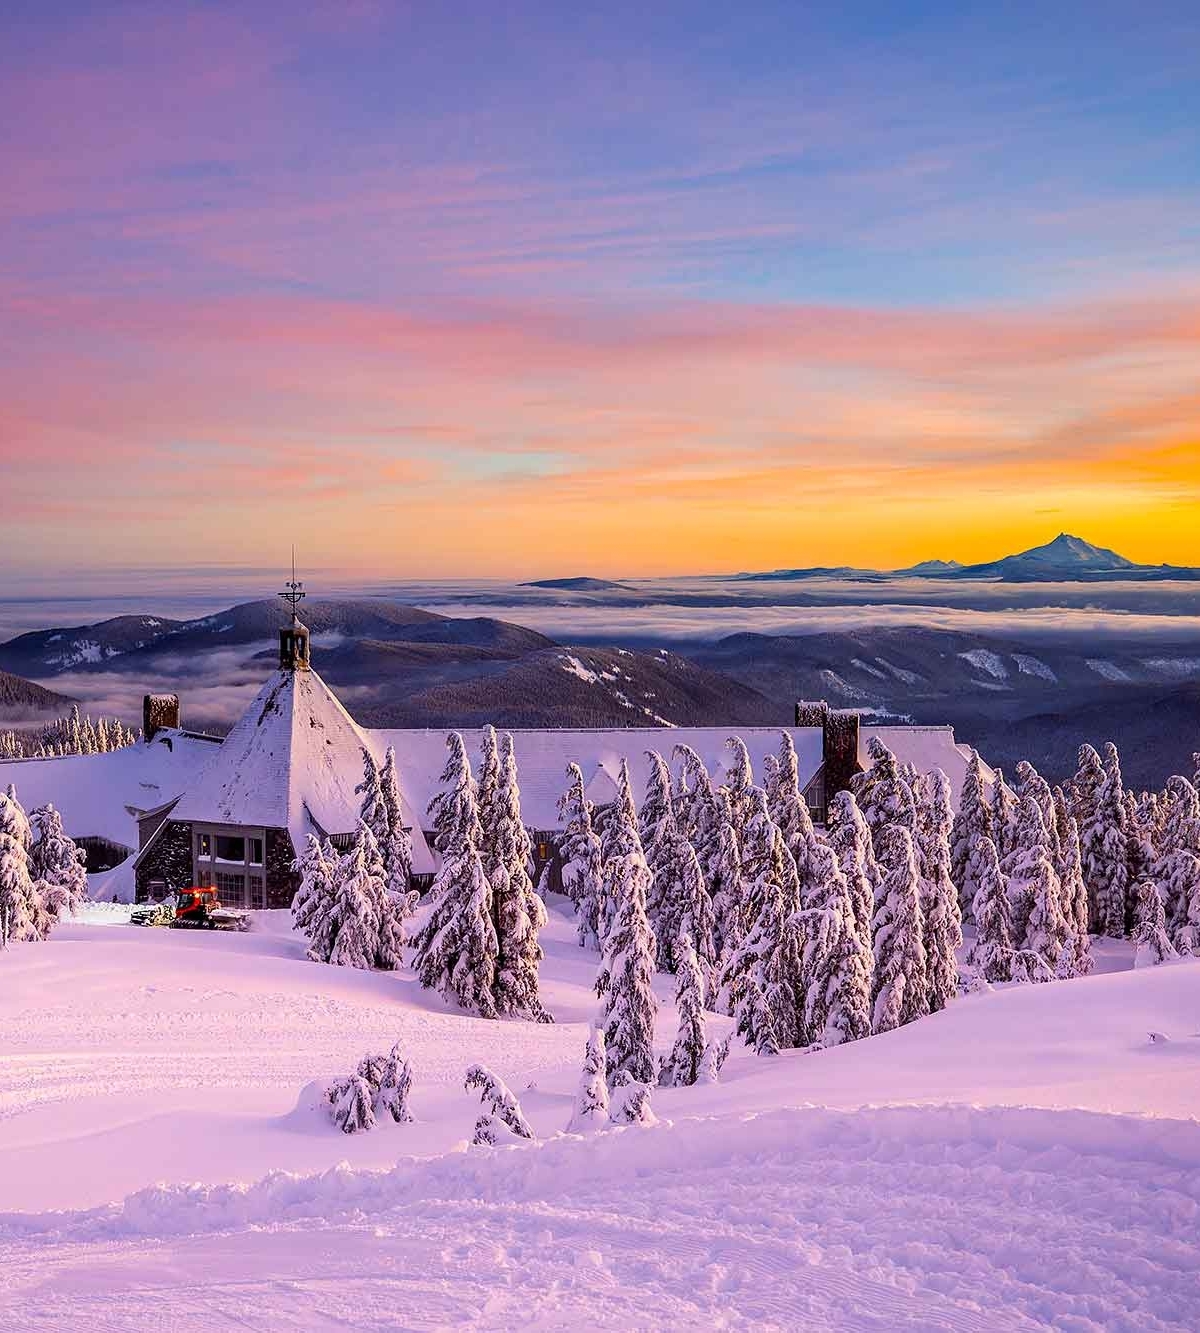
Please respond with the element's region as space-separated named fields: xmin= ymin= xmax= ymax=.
xmin=2 ymin=904 xmax=1198 ymax=1330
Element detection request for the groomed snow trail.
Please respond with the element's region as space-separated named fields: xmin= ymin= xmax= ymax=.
xmin=3 ymin=1104 xmax=1199 ymax=1331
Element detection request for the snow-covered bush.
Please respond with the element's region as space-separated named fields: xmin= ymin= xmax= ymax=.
xmin=610 ymin=1071 xmax=657 ymax=1126
xmin=697 ymin=1033 xmax=732 ymax=1084
xmin=328 ymin=1074 xmax=375 ymax=1134
xmin=465 ymin=1064 xmax=535 ymax=1145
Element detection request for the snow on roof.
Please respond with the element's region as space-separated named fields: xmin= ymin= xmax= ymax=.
xmin=0 ymin=731 xmax=216 ymax=848
xmin=172 ymin=669 xmax=435 ymax=873
xmin=864 ymin=725 xmax=996 ymax=807
xmin=370 ymin=726 xmax=827 ymax=831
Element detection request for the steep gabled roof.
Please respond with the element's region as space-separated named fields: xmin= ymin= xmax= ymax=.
xmin=171 ymin=668 xmax=434 ymax=871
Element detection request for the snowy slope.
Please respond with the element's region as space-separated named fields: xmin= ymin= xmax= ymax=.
xmin=1 ymin=908 xmax=1198 ymax=1329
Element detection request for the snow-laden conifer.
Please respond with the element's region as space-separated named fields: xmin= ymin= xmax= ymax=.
xmin=0 ymin=787 xmax=39 ymax=946
xmin=378 ymin=746 xmax=414 ymax=898
xmin=1131 ymin=881 xmax=1177 ymax=968
xmin=411 ymin=734 xmax=498 ymax=1018
xmin=870 ymin=825 xmax=928 ymax=1034
xmin=292 ymin=834 xmax=337 ymax=958
xmin=697 ymin=1033 xmax=732 ymax=1084
xmin=721 ymin=736 xmax=756 ymax=839
xmin=1157 ymin=776 xmax=1200 ymax=859
xmin=1018 ymin=817 xmax=1071 ymax=979
xmin=1003 ymin=796 xmax=1059 ymax=958
xmin=768 ymin=732 xmax=815 ymax=868
xmin=595 ymin=761 xmax=658 ymax=1086
xmin=826 ymin=790 xmax=876 ymax=955
xmin=708 ymin=788 xmax=744 ymax=959
xmin=803 ymin=839 xmax=871 ymax=1047
xmin=1016 ymin=761 xmax=1059 ymax=862
xmin=559 ymin=762 xmax=605 ymax=950
xmin=1162 ymin=849 xmax=1200 ymax=954
xmin=658 ymin=935 xmax=707 ymax=1087
xmin=465 ymin=1064 xmax=535 ymax=1144
xmin=914 ymin=770 xmax=962 ymax=1014
xmin=851 ymin=738 xmax=916 ymax=854
xmin=567 ymin=1024 xmax=610 ymax=1132
xmin=29 ymin=804 xmax=87 ymax=924
xmin=376 ymin=1043 xmax=415 ymax=1123
xmin=1054 ymin=799 xmax=1093 ymax=976
xmin=328 ymin=1074 xmax=375 ymax=1134
xmin=965 ymin=834 xmax=1011 ymax=983
xmin=641 ymin=750 xmax=684 ymax=968
xmin=989 ymin=768 xmax=1018 ymax=862
xmin=609 ymin=1072 xmax=657 ymax=1125
xmin=327 ymin=829 xmax=383 ymax=970
xmin=1079 ymin=743 xmax=1131 ymax=938
xmin=355 ymin=748 xmax=388 ymax=847
xmin=950 ymin=748 xmax=992 ymax=922
xmin=485 ymin=734 xmax=550 ymax=1020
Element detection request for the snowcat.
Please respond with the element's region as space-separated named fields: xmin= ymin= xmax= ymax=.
xmin=169 ymin=887 xmax=250 ymax=931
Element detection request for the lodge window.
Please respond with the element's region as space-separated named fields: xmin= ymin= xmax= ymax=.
xmin=197 ymin=833 xmax=211 ymax=858
xmin=215 ymin=835 xmax=245 ymax=863
xmin=249 ymin=838 xmax=264 ymax=866
xmin=215 ymin=871 xmax=246 ymax=906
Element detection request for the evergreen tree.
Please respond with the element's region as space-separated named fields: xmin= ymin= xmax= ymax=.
xmin=567 ymin=1024 xmax=610 ymax=1132
xmin=871 ymin=825 xmax=928 ymax=1034
xmin=674 ymin=838 xmax=717 ymax=972
xmin=488 ymin=734 xmax=550 ymax=1020
xmin=1054 ymin=799 xmax=1093 ymax=976
xmin=851 ymin=738 xmax=916 ymax=854
xmin=804 ymin=839 xmax=871 ymax=1047
xmin=595 ymin=761 xmax=658 ymax=1086
xmin=465 ymin=1064 xmax=535 ymax=1144
xmin=989 ymin=767 xmax=1018 ymax=862
xmin=1131 ymin=881 xmax=1177 ymax=968
xmin=1004 ymin=793 xmax=1055 ymax=947
xmin=1078 ymin=743 xmax=1131 ymax=938
xmin=609 ymin=1072 xmax=657 ymax=1125
xmin=1162 ymin=849 xmax=1200 ymax=955
xmin=768 ymin=732 xmax=815 ymax=868
xmin=378 ymin=746 xmax=414 ymax=898
xmin=328 ymin=1074 xmax=375 ymax=1134
xmin=965 ymin=834 xmax=1011 ymax=983
xmin=914 ymin=770 xmax=962 ymax=1014
xmin=697 ymin=1034 xmax=732 ymax=1084
xmin=658 ymin=935 xmax=708 ymax=1086
xmin=641 ymin=750 xmax=683 ymax=967
xmin=327 ymin=830 xmax=383 ymax=970
xmin=372 ymin=1043 xmax=414 ymax=1123
xmin=950 ymin=749 xmax=992 ymax=922
xmin=721 ymin=736 xmax=756 ymax=840
xmin=29 ymin=804 xmax=88 ymax=923
xmin=708 ymin=788 xmax=744 ymax=959
xmin=558 ymin=762 xmax=605 ymax=950
xmin=0 ymin=787 xmax=39 ymax=946
xmin=1018 ymin=816 xmax=1071 ymax=979
xmin=826 ymin=790 xmax=877 ymax=955
xmin=292 ymin=834 xmax=337 ymax=959
xmin=411 ymin=734 xmax=498 ymax=1018
xmin=1158 ymin=776 xmax=1200 ymax=859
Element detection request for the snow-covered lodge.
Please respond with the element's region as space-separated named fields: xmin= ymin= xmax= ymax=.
xmin=0 ymin=616 xmax=991 ymax=908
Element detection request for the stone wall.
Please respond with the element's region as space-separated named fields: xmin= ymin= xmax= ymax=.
xmin=265 ymin=827 xmax=299 ymax=910
xmin=135 ymin=820 xmax=193 ymax=901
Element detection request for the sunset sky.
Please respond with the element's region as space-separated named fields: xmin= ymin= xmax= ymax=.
xmin=3 ymin=1 xmax=1199 ymax=582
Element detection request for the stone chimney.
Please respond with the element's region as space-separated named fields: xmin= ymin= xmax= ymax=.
xmin=795 ymin=699 xmax=861 ymax=799
xmin=143 ymin=693 xmax=180 ymax=742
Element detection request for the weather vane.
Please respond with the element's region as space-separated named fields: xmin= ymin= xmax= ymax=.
xmin=279 ymin=546 xmax=305 ymax=624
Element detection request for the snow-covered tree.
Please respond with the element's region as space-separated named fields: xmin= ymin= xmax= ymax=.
xmin=1004 ymin=793 xmax=1055 ymax=947
xmin=29 ymin=804 xmax=87 ymax=923
xmin=465 ymin=1064 xmax=535 ymax=1145
xmin=1078 ymin=743 xmax=1130 ymax=938
xmin=804 ymin=839 xmax=871 ymax=1047
xmin=1158 ymin=776 xmax=1200 ymax=859
xmin=708 ymin=788 xmax=744 ymax=958
xmin=719 ymin=788 xmax=804 ymax=1054
xmin=950 ymin=749 xmax=992 ymax=922
xmin=376 ymin=1043 xmax=415 ymax=1123
xmin=1131 ymin=881 xmax=1177 ymax=969
xmin=989 ymin=767 xmax=1018 ymax=862
xmin=567 ymin=1024 xmax=610 ymax=1132
xmin=378 ymin=746 xmax=414 ymax=897
xmin=1019 ymin=819 xmax=1071 ymax=979
xmin=327 ymin=828 xmax=383 ymax=970
xmin=965 ymin=834 xmax=1011 ymax=983
xmin=292 ymin=834 xmax=337 ymax=958
xmin=851 ymin=738 xmax=916 ymax=853
xmin=641 ymin=750 xmax=686 ymax=969
xmin=674 ymin=837 xmax=717 ymax=973
xmin=1054 ymin=799 xmax=1093 ymax=977
xmin=826 ymin=790 xmax=876 ymax=955
xmin=697 ymin=1033 xmax=732 ymax=1084
xmin=328 ymin=1074 xmax=375 ymax=1134
xmin=0 ymin=786 xmax=39 ymax=946
xmin=1016 ymin=761 xmax=1059 ymax=862
xmin=411 ymin=735 xmax=498 ymax=1018
xmin=658 ymin=935 xmax=707 ymax=1087
xmin=486 ymin=734 xmax=550 ymax=1021
xmin=559 ymin=762 xmax=605 ymax=950
xmin=768 ymin=731 xmax=815 ymax=868
xmin=1162 ymin=849 xmax=1200 ymax=955
xmin=356 ymin=748 xmax=388 ymax=846
xmin=914 ymin=770 xmax=962 ymax=1014
xmin=609 ymin=1071 xmax=656 ymax=1125
xmin=870 ymin=825 xmax=927 ymax=1034
xmin=595 ymin=761 xmax=658 ymax=1086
